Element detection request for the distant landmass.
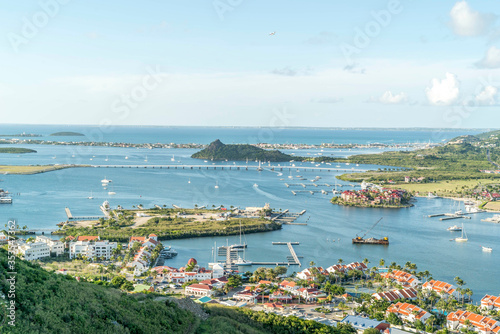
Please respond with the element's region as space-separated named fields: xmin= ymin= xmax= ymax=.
xmin=192 ymin=139 xmax=293 ymax=161
xmin=50 ymin=132 xmax=85 ymax=136
xmin=0 ymin=147 xmax=37 ymax=154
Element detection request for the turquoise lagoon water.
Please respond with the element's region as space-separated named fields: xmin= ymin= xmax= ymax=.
xmin=0 ymin=127 xmax=498 ymax=299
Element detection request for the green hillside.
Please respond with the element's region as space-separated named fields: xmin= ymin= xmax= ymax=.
xmin=192 ymin=139 xmax=293 ymax=162
xmin=0 ymin=249 xmax=195 ymax=334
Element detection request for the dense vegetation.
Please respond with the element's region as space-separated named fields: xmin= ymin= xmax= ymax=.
xmin=56 ymin=208 xmax=281 ymax=242
xmin=336 ymin=131 xmax=500 ymax=183
xmin=50 ymin=132 xmax=85 ymax=136
xmin=0 ymin=148 xmax=36 ymax=154
xmin=192 ymin=139 xmax=293 ymax=162
xmin=198 ymin=305 xmax=356 ymax=334
xmin=0 ymin=248 xmax=197 ymax=334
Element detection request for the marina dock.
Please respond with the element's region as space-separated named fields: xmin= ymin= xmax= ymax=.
xmin=65 ymin=207 xmax=105 ymax=221
xmin=272 ymin=210 xmax=307 ymax=225
xmin=272 ymin=241 xmax=301 ymax=266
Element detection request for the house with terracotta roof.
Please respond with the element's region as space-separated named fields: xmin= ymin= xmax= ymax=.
xmin=233 ymin=291 xmax=258 ymax=303
xmin=269 ymin=289 xmax=293 ymax=302
xmin=386 ymin=302 xmax=431 ymax=323
xmin=379 ymin=270 xmax=420 ymax=288
xmin=422 ymin=280 xmax=461 ymax=299
xmin=76 ymin=235 xmax=100 ymax=242
xmin=150 ymin=259 xmax=212 ymax=283
xmin=296 ymin=267 xmax=328 ymax=281
xmin=296 ymin=287 xmax=326 ymax=302
xmin=481 ymin=295 xmax=500 ymax=311
xmin=447 ymin=310 xmax=500 ymax=334
xmin=263 ymin=302 xmax=285 ymax=310
xmin=185 ymin=283 xmax=214 ymax=297
xmin=372 ymin=288 xmax=418 ymax=302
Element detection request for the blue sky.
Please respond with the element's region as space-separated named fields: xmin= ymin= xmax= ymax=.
xmin=1 ymin=0 xmax=500 ymax=127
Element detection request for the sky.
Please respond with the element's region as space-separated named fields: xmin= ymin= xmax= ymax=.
xmin=1 ymin=0 xmax=500 ymax=128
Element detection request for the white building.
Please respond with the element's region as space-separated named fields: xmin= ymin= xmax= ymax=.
xmin=35 ymin=236 xmax=64 ymax=256
xmin=185 ymin=284 xmax=214 ymax=297
xmin=17 ymin=241 xmax=50 ymax=261
xmin=69 ymin=240 xmax=117 ymax=260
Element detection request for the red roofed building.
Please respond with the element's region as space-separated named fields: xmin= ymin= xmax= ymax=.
xmin=185 ymin=284 xmax=214 ymax=297
xmin=76 ymin=236 xmax=100 ymax=242
xmin=481 ymin=295 xmax=500 ymax=311
xmin=379 ymin=270 xmax=420 ymax=288
xmin=422 ymin=280 xmax=461 ymax=299
xmin=386 ymin=302 xmax=431 ymax=323
xmin=447 ymin=310 xmax=500 ymax=334
xmin=373 ymin=288 xmax=418 ymax=302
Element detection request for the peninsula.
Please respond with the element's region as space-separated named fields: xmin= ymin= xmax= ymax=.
xmin=191 ymin=139 xmax=293 ymax=162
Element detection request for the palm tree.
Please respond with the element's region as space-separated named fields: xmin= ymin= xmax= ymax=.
xmin=338 ymin=258 xmax=344 ymax=265
xmin=309 ymin=261 xmax=316 ymax=267
xmin=379 ymin=259 xmax=385 ymax=268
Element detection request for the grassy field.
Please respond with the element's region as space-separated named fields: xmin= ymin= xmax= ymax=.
xmin=483 ymin=201 xmax=500 ymax=211
xmin=395 ymin=179 xmax=499 ymax=195
xmin=0 ymin=164 xmax=78 ymax=174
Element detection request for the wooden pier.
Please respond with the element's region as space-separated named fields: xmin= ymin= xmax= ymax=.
xmin=272 ymin=242 xmax=299 ymax=245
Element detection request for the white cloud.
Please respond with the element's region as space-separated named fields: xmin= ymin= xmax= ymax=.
xmin=449 ymin=1 xmax=495 ymax=36
xmin=426 ymin=73 xmax=460 ymax=106
xmin=378 ymin=91 xmax=408 ymax=104
xmin=476 ymin=46 xmax=500 ymax=68
xmin=270 ymin=66 xmax=313 ymax=76
xmin=475 ymin=85 xmax=498 ymax=105
xmin=367 ymin=91 xmax=408 ymax=104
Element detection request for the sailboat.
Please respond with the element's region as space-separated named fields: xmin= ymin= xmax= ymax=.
xmin=256 ymin=161 xmax=263 ymax=172
xmin=171 ymin=155 xmax=175 ymax=162
xmin=87 ymin=191 xmax=94 ymax=200
xmin=144 ymin=155 xmax=148 ymax=162
xmin=234 ymin=247 xmax=252 ymax=266
xmin=214 ymin=181 xmax=219 ymax=189
xmin=231 ymin=221 xmax=247 ymax=249
xmin=455 ymin=223 xmax=468 ymax=242
xmin=104 ymin=156 xmax=109 ymax=162
xmin=188 ymin=178 xmax=191 ymax=184
xmin=101 ymin=177 xmax=112 ymax=185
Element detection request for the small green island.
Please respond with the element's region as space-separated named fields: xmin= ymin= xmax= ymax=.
xmin=331 ymin=188 xmax=413 ymax=208
xmin=50 ymin=131 xmax=85 ymax=136
xmin=0 ymin=147 xmax=37 ymax=154
xmin=192 ymin=139 xmax=293 ymax=162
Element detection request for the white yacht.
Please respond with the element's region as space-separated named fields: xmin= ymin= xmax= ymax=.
xmin=101 ymin=177 xmax=112 ymax=184
xmin=455 ymin=224 xmax=468 ymax=242
xmin=482 ymin=246 xmax=493 ymax=252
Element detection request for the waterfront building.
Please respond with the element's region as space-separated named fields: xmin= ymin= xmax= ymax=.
xmin=296 ymin=267 xmax=328 ymax=280
xmin=0 ymin=232 xmax=7 ymax=244
xmin=326 ymin=262 xmax=368 ymax=274
xmin=481 ymin=295 xmax=500 ymax=311
xmin=379 ymin=270 xmax=420 ymax=288
xmin=372 ymin=288 xmax=418 ymax=302
xmin=35 ymin=236 xmax=64 ymax=256
xmin=184 ymin=284 xmax=214 ymax=297
xmin=422 ymin=280 xmax=461 ymax=299
xmin=127 ymin=247 xmax=151 ymax=275
xmin=69 ymin=240 xmax=117 ymax=260
xmin=386 ymin=302 xmax=431 ymax=323
xmin=447 ymin=310 xmax=500 ymax=334
xmin=341 ymin=315 xmax=390 ymax=333
xmin=16 ymin=241 xmax=50 ymax=261
xmin=200 ymin=277 xmax=227 ymax=289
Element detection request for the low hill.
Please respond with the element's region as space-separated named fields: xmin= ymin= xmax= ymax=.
xmin=0 ymin=148 xmax=36 ymax=154
xmin=50 ymin=132 xmax=84 ymax=136
xmin=0 ymin=249 xmax=196 ymax=333
xmin=192 ymin=139 xmax=293 ymax=162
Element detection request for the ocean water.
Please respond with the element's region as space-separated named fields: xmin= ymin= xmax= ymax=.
xmin=0 ymin=127 xmax=498 ymax=298
xmin=0 ymin=124 xmax=483 ymax=145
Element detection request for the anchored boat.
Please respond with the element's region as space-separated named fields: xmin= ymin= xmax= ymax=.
xmin=352 ymin=217 xmax=389 ymax=245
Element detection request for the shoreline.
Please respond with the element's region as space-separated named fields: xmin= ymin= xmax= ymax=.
xmin=0 ymin=164 xmax=87 ymax=175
